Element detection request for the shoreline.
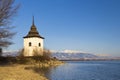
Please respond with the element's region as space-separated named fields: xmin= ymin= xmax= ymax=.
xmin=0 ymin=64 xmax=48 ymax=80
xmin=0 ymin=60 xmax=64 ymax=80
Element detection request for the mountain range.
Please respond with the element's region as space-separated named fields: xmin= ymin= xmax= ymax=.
xmin=2 ymin=50 xmax=120 ymax=60
xmin=51 ymin=50 xmax=119 ymax=60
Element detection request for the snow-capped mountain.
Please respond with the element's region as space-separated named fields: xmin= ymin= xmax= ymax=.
xmin=2 ymin=49 xmax=119 ymax=60
xmin=51 ymin=50 xmax=120 ymax=60
xmin=2 ymin=50 xmax=19 ymax=57
xmin=51 ymin=50 xmax=99 ymax=60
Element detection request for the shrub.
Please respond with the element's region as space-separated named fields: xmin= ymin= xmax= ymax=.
xmin=33 ymin=49 xmax=51 ymax=62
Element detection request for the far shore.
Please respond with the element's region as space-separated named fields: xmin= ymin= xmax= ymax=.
xmin=60 ymin=59 xmax=120 ymax=61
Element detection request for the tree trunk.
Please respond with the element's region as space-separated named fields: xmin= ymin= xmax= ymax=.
xmin=0 ymin=48 xmax=2 ymax=56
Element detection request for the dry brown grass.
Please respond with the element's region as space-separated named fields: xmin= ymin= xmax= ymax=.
xmin=0 ymin=60 xmax=64 ymax=80
xmin=0 ymin=64 xmax=48 ymax=80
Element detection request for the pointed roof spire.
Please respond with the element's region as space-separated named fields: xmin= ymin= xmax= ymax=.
xmin=32 ymin=16 xmax=35 ymax=25
xmin=23 ymin=16 xmax=44 ymax=39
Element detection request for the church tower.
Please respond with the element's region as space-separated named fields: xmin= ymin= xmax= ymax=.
xmin=23 ymin=17 xmax=44 ymax=56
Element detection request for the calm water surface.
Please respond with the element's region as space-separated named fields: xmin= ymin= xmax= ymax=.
xmin=43 ymin=61 xmax=120 ymax=80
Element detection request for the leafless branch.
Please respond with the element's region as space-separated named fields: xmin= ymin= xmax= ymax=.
xmin=0 ymin=0 xmax=19 ymax=48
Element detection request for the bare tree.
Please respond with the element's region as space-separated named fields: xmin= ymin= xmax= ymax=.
xmin=0 ymin=0 xmax=19 ymax=51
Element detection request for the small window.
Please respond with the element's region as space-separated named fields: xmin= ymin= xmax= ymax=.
xmin=38 ymin=43 xmax=41 ymax=47
xmin=29 ymin=42 xmax=32 ymax=46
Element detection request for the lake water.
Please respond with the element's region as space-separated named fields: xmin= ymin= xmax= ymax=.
xmin=43 ymin=61 xmax=120 ymax=80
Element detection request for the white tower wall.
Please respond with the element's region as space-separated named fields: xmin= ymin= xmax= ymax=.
xmin=23 ymin=37 xmax=44 ymax=56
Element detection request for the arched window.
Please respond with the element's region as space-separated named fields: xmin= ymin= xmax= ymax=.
xmin=29 ymin=42 xmax=32 ymax=46
xmin=38 ymin=43 xmax=41 ymax=47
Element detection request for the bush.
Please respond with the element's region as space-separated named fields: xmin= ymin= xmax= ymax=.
xmin=33 ymin=49 xmax=51 ymax=62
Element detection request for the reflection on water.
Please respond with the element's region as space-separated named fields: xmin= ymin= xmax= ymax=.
xmin=41 ymin=61 xmax=120 ymax=80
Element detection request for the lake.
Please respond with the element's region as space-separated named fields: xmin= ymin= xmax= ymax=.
xmin=42 ymin=61 xmax=120 ymax=80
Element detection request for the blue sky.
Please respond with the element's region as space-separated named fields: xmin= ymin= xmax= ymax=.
xmin=7 ymin=0 xmax=120 ymax=56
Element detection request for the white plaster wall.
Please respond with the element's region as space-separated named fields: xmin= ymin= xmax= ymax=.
xmin=23 ymin=37 xmax=44 ymax=56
